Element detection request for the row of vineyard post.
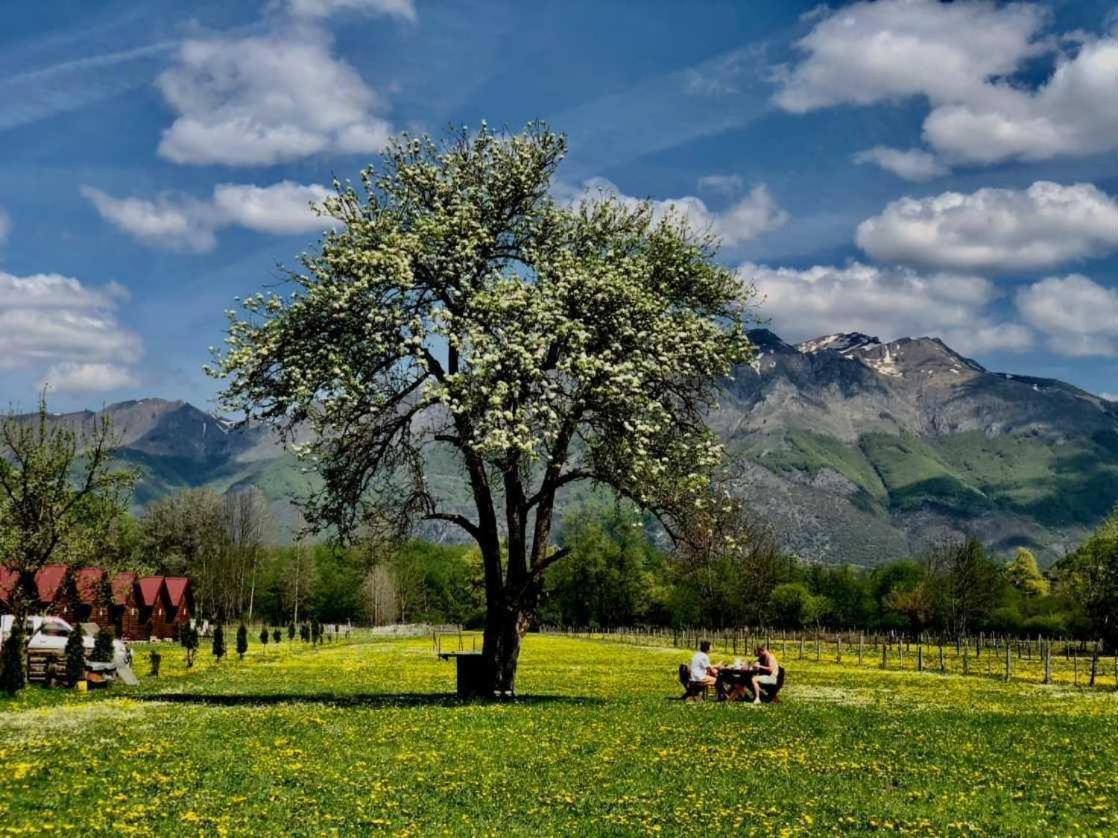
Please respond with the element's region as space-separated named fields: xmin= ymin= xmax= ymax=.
xmin=540 ymin=626 xmax=1118 ymax=690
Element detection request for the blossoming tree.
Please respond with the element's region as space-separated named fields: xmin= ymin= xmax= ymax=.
xmin=210 ymin=124 xmax=755 ymax=694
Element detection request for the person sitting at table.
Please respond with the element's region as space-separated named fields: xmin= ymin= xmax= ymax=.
xmin=689 ymin=640 xmax=719 ymax=690
xmin=749 ymin=644 xmax=779 ymax=705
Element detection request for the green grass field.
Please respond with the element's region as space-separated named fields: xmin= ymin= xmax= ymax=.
xmin=2 ymin=634 xmax=1117 ymax=835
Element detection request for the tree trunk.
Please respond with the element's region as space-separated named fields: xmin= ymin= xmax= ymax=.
xmin=483 ymin=596 xmax=526 ymax=696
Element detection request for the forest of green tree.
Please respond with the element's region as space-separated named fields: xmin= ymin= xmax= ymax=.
xmin=90 ymin=487 xmax=1118 ymax=647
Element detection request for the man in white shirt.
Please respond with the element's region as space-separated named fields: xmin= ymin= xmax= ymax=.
xmin=689 ymin=640 xmax=718 ymax=688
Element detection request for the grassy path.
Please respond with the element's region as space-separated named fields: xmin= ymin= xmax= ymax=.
xmin=1 ymin=634 xmax=1117 ymax=834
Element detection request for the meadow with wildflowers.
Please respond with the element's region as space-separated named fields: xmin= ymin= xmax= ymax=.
xmin=1 ymin=633 xmax=1117 ymax=835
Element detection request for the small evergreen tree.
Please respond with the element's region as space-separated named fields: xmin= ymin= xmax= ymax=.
xmin=299 ymin=623 xmax=310 ymax=643
xmin=236 ymin=623 xmax=248 ymax=660
xmin=57 ymin=570 xmax=82 ymax=624
xmin=260 ymin=626 xmax=269 ymax=648
xmin=287 ymin=623 xmax=295 ymax=641
xmin=212 ymin=624 xmax=226 ymax=661
xmin=65 ymin=623 xmax=86 ymax=687
xmin=97 ymin=573 xmax=115 ymax=618
xmin=272 ymin=628 xmax=281 ymax=644
xmin=149 ymin=648 xmax=161 ymax=676
xmin=1 ymin=620 xmax=26 ymax=694
xmin=184 ymin=626 xmax=199 ymax=667
xmin=92 ymin=627 xmax=115 ymax=663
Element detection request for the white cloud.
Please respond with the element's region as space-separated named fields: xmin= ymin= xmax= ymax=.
xmin=1016 ymin=274 xmax=1118 ymax=357
xmin=775 ymin=0 xmax=1046 ymax=114
xmin=856 ymin=182 xmax=1118 ymax=273
xmin=0 ymin=272 xmax=141 ymax=390
xmin=570 ymin=178 xmax=788 ymax=248
xmin=739 ymin=260 xmax=1034 ymax=355
xmin=852 ymin=147 xmax=948 ymax=182
xmin=81 ymin=186 xmax=216 ymax=252
xmin=156 ymin=29 xmax=392 ymax=166
xmin=922 ymin=37 xmax=1118 ymax=165
xmin=211 ymin=182 xmax=334 ymax=235
xmin=776 ymin=0 xmax=1118 ymax=167
xmin=284 ymin=0 xmax=415 ymax=21
xmin=83 ymin=181 xmax=335 ymax=252
xmin=39 ymin=362 xmax=138 ymax=394
xmin=1101 ymin=393 xmax=1118 ymax=402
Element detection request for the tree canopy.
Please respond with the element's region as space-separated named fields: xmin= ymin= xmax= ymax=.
xmin=210 ymin=123 xmax=756 ymax=692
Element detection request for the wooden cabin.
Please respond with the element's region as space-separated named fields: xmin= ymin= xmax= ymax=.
xmin=0 ymin=568 xmax=19 ymax=615
xmin=138 ymin=576 xmax=173 ymax=640
xmin=35 ymin=565 xmax=73 ymax=622
xmin=111 ymin=572 xmax=146 ymax=640
xmin=75 ymin=567 xmax=113 ymax=628
xmin=163 ymin=577 xmax=193 ymax=640
xmin=1 ymin=567 xmax=193 ymax=640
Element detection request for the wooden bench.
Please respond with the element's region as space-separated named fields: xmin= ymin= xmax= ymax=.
xmin=677 ymin=663 xmax=714 ymax=700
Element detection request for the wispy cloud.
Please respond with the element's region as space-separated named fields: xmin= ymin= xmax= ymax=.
xmin=0 ymin=40 xmax=177 ymax=133
xmin=547 ymin=38 xmax=787 ymax=176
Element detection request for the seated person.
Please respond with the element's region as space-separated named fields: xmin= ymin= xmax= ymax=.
xmin=749 ymin=644 xmax=780 ymax=705
xmin=689 ymin=640 xmax=719 ymax=690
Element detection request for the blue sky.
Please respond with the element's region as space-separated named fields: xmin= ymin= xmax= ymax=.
xmin=1 ymin=0 xmax=1116 ymax=412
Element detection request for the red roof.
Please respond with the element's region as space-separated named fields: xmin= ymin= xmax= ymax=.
xmin=35 ymin=565 xmax=68 ymax=603
xmin=110 ymin=572 xmax=137 ymax=605
xmin=164 ymin=577 xmax=191 ymax=608
xmin=138 ymin=576 xmax=166 ymax=607
xmin=76 ymin=568 xmax=106 ymax=604
xmin=0 ymin=568 xmax=20 ymax=603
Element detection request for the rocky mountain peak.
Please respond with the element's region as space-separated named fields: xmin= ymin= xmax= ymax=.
xmin=797 ymin=332 xmax=882 ymax=356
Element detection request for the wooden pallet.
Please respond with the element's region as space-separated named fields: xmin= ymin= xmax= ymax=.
xmin=27 ymin=651 xmax=63 ymax=685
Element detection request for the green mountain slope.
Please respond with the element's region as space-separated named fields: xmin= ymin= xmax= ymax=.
xmin=33 ymin=331 xmax=1118 ymax=564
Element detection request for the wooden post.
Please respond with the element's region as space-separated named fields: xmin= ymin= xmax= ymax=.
xmin=962 ymin=640 xmax=969 ymax=675
xmin=1073 ymin=650 xmax=1079 ymax=687
xmin=882 ymin=641 xmax=888 ymax=670
xmin=1089 ymin=641 xmax=1099 ymax=688
xmin=1004 ymin=638 xmax=1011 ymax=682
xmin=835 ymin=636 xmax=842 ymax=664
xmin=938 ymin=639 xmax=945 ymax=673
xmin=858 ymin=633 xmax=864 ymax=666
xmin=1043 ymin=637 xmax=1052 ymax=685
xmin=917 ymin=641 xmax=924 ymax=672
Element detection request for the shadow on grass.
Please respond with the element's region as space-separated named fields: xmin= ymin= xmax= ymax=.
xmin=131 ymin=691 xmax=603 ymax=708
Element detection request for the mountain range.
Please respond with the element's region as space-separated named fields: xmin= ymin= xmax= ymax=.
xmin=713 ymin=330 xmax=1118 ymax=566
xmin=30 ymin=331 xmax=1118 ymax=566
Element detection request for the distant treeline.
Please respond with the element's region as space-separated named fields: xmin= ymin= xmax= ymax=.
xmin=97 ymin=489 xmax=1118 ymax=649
